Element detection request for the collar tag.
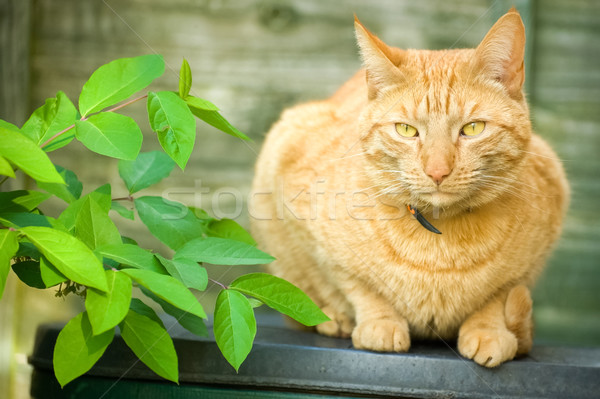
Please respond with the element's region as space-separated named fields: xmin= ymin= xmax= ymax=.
xmin=407 ymin=205 xmax=442 ymax=235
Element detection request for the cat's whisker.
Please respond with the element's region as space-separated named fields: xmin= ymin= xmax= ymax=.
xmin=327 ymin=151 xmax=369 ymax=163
xmin=519 ymin=150 xmax=570 ymax=162
xmin=371 ymin=182 xmax=409 ymax=199
xmin=478 ymin=173 xmax=540 ymax=189
xmin=505 ymin=206 xmax=527 ymax=233
xmin=478 ymin=175 xmax=540 ymax=192
xmin=372 ymin=181 xmax=405 ymax=193
xmin=478 ymin=175 xmax=553 ymax=197
xmin=475 ymin=179 xmax=528 ymax=197
xmin=474 ymin=181 xmax=549 ymax=213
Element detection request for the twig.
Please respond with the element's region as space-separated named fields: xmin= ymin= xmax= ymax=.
xmin=104 ymin=94 xmax=148 ymax=113
xmin=112 ymin=196 xmax=134 ymax=202
xmin=209 ymin=278 xmax=228 ymax=290
xmin=40 ymin=125 xmax=75 ymax=149
xmin=39 ymin=94 xmax=149 ymax=149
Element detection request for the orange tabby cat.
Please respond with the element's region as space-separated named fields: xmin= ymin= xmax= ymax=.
xmin=250 ymin=9 xmax=569 ymax=367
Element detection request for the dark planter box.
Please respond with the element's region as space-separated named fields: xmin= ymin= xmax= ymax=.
xmin=29 ymin=316 xmax=600 ymax=398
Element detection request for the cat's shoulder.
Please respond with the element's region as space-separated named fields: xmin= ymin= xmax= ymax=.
xmin=527 ymin=134 xmax=566 ymax=174
xmin=277 ymin=100 xmax=337 ymax=127
xmin=526 ymin=133 xmax=569 ymax=210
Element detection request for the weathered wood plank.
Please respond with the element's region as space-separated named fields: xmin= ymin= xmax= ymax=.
xmin=0 ymin=1 xmax=32 ymax=397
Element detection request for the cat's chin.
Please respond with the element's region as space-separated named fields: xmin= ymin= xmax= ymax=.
xmin=418 ymin=191 xmax=464 ymax=210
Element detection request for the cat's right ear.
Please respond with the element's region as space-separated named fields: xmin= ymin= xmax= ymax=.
xmin=475 ymin=9 xmax=526 ymax=99
xmin=354 ymin=16 xmax=405 ymax=100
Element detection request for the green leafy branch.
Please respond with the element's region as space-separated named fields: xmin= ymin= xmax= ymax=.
xmin=0 ymin=55 xmax=329 ymax=387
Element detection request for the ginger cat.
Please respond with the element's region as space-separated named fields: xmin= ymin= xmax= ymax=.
xmin=250 ymin=9 xmax=569 ymax=367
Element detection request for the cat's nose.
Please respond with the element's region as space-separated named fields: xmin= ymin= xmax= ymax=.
xmin=426 ymin=166 xmax=451 ymax=185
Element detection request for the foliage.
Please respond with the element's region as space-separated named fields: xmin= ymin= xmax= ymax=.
xmin=0 ymin=55 xmax=329 ymax=387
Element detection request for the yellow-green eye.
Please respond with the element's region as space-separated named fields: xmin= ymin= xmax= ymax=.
xmin=461 ymin=121 xmax=486 ymax=136
xmin=395 ymin=123 xmax=418 ymax=138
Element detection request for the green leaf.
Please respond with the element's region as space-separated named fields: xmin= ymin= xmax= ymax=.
xmin=208 ymin=219 xmax=256 ymax=246
xmin=0 ymin=190 xmax=51 ymax=213
xmin=214 ymin=289 xmax=256 ymax=372
xmin=0 ymin=212 xmax=54 ymax=229
xmin=0 ymin=155 xmax=15 ymax=177
xmin=187 ymin=104 xmax=249 ymax=141
xmin=15 ymin=241 xmax=41 ymax=259
xmin=121 ymin=236 xmax=138 ymax=246
xmin=135 ymin=196 xmax=207 ymax=250
xmin=86 ymin=270 xmax=132 ymax=335
xmin=58 ymin=184 xmax=111 ymax=232
xmin=230 ymin=273 xmax=330 ymax=326
xmin=53 ymin=312 xmax=115 ymax=388
xmin=20 ymin=226 xmax=108 ymax=292
xmin=75 ymin=112 xmax=142 ymax=160
xmin=119 ymin=309 xmax=178 ymax=383
xmin=111 ymin=201 xmax=135 ymax=220
xmin=0 ymin=119 xmax=20 ymax=132
xmin=129 ymin=297 xmax=164 ymax=326
xmin=95 ymin=243 xmax=167 ymax=274
xmin=10 ymin=256 xmax=69 ymax=289
xmin=121 ymin=268 xmax=205 ymax=319
xmin=189 ymin=207 xmax=215 ymax=222
xmin=184 ymin=96 xmax=219 ymax=111
xmin=79 ymin=54 xmax=165 ymax=117
xmin=142 ymin=288 xmax=207 ymax=337
xmin=0 ymin=127 xmax=65 ymax=184
xmin=118 ymin=151 xmax=175 ymax=194
xmin=247 ymin=297 xmax=264 ymax=308
xmin=37 ymin=166 xmax=83 ymax=203
xmin=39 ymin=256 xmax=68 ymax=287
xmin=147 ymin=91 xmax=196 ymax=170
xmin=178 ymin=59 xmax=192 ymax=99
xmin=11 ymin=260 xmax=46 ymax=289
xmin=74 ymin=196 xmax=122 ymax=250
xmin=174 ymin=237 xmax=275 ymax=265
xmin=21 ymin=91 xmax=78 ymax=151
xmin=0 ymin=229 xmax=18 ymax=299
xmin=155 ymin=254 xmax=207 ymax=291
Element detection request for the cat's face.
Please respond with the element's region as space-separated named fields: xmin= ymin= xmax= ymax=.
xmin=355 ymin=12 xmax=531 ymax=212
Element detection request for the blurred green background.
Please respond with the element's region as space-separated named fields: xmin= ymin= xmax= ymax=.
xmin=1 ymin=0 xmax=599 ymax=397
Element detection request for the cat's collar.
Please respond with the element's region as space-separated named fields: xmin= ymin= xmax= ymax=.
xmin=407 ymin=205 xmax=442 ymax=235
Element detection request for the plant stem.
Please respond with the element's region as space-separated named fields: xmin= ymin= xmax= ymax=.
xmin=39 ymin=94 xmax=149 ymax=149
xmin=112 ymin=196 xmax=134 ymax=202
xmin=104 ymin=94 xmax=148 ymax=113
xmin=209 ymin=278 xmax=228 ymax=290
xmin=0 ymin=167 xmax=19 ymax=186
xmin=40 ymin=125 xmax=75 ymax=149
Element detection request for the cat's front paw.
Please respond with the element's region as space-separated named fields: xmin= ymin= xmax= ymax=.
xmin=458 ymin=327 xmax=518 ymax=367
xmin=352 ymin=319 xmax=410 ymax=352
xmin=316 ymin=306 xmax=355 ymax=338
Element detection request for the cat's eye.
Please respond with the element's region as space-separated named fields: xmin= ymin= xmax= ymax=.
xmin=461 ymin=121 xmax=486 ymax=136
xmin=395 ymin=123 xmax=418 ymax=138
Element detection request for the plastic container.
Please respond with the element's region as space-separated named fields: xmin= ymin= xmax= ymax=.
xmin=29 ymin=318 xmax=600 ymax=398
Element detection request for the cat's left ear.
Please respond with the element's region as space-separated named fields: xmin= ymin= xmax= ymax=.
xmin=354 ymin=16 xmax=405 ymax=100
xmin=475 ymin=8 xmax=526 ymax=99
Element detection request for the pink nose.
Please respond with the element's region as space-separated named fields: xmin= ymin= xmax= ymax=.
xmin=426 ymin=166 xmax=451 ymax=185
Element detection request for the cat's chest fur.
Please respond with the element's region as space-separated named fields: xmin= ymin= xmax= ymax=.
xmin=309 ymin=193 xmax=529 ymax=339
